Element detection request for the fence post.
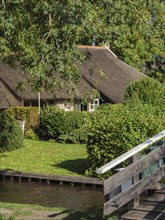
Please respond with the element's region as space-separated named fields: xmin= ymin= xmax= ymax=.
xmin=19 ymin=120 xmax=25 ymax=133
xmin=128 ymin=153 xmax=140 ymax=208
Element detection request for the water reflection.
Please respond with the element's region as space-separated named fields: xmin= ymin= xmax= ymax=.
xmin=0 ymin=180 xmax=104 ymax=212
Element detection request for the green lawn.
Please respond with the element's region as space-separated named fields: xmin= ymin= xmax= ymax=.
xmin=0 ymin=139 xmax=89 ymax=176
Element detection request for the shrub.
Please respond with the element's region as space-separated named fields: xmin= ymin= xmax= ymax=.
xmin=85 ymin=78 xmax=165 ymax=177
xmin=25 ymin=128 xmax=39 ymax=140
xmin=58 ymin=128 xmax=88 ymax=144
xmin=86 ymin=101 xmax=164 ymax=178
xmin=39 ymin=106 xmax=89 ymax=143
xmin=0 ymin=214 xmax=15 ymax=220
xmin=39 ymin=106 xmax=66 ymax=140
xmin=125 ymin=77 xmax=165 ymax=111
xmin=69 ymin=128 xmax=88 ymax=144
xmin=0 ymin=112 xmax=23 ymax=152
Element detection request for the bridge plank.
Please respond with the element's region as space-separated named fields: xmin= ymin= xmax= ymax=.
xmin=142 ymin=200 xmax=165 ymax=207
xmin=121 ymin=189 xmax=165 ymax=220
xmin=121 ymin=209 xmax=165 ymax=220
xmin=134 ymin=204 xmax=165 ymax=213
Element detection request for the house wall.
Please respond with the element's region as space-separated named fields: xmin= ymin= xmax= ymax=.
xmin=55 ymin=99 xmax=100 ymax=112
xmin=12 ymin=98 xmax=99 ymax=112
xmin=57 ymin=103 xmax=74 ymax=111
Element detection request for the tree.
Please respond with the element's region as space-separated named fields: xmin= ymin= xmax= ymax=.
xmin=124 ymin=77 xmax=165 ymax=110
xmin=0 ymin=0 xmax=164 ymax=91
xmin=93 ymin=0 xmax=165 ymax=82
xmin=0 ymin=0 xmax=106 ymax=93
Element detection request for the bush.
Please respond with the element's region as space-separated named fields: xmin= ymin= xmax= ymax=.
xmin=0 ymin=112 xmax=23 ymax=152
xmin=85 ymin=78 xmax=165 ymax=177
xmin=0 ymin=214 xmax=15 ymax=220
xmin=86 ymin=101 xmax=164 ymax=178
xmin=125 ymin=77 xmax=165 ymax=111
xmin=58 ymin=128 xmax=88 ymax=144
xmin=39 ymin=106 xmax=66 ymax=140
xmin=25 ymin=128 xmax=39 ymax=140
xmin=39 ymin=106 xmax=89 ymax=143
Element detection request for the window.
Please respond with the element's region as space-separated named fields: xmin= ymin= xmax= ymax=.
xmin=74 ymin=103 xmax=81 ymax=111
xmin=88 ymin=99 xmax=99 ymax=112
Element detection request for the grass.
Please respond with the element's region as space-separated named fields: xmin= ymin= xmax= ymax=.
xmin=0 ymin=202 xmax=118 ymax=220
xmin=0 ymin=140 xmax=119 ymax=220
xmin=0 ymin=139 xmax=89 ymax=176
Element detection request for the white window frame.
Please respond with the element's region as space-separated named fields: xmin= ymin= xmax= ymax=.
xmin=88 ymin=98 xmax=99 ymax=112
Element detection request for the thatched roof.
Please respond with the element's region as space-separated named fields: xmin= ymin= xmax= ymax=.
xmin=78 ymin=45 xmax=146 ymax=103
xmin=0 ymin=62 xmax=38 ymax=101
xmin=0 ymin=61 xmax=93 ymax=107
xmin=0 ymin=45 xmax=146 ymax=109
xmin=0 ymin=80 xmax=20 ymax=109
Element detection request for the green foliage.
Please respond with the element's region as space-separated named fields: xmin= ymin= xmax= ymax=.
xmin=0 ymin=112 xmax=23 ymax=152
xmin=5 ymin=107 xmax=39 ymax=131
xmin=39 ymin=106 xmax=66 ymax=140
xmin=86 ymin=78 xmax=165 ymax=177
xmin=100 ymin=0 xmax=165 ymax=82
xmin=125 ymin=77 xmax=165 ymax=110
xmin=58 ymin=128 xmax=88 ymax=144
xmin=86 ymin=93 xmax=165 ymax=177
xmin=0 ymin=0 xmax=104 ymax=93
xmin=1 ymin=0 xmax=164 ymax=90
xmin=0 ymin=214 xmax=15 ymax=220
xmin=39 ymin=106 xmax=88 ymax=143
xmin=25 ymin=129 xmax=39 ymax=141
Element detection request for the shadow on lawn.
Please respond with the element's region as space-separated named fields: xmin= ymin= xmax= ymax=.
xmin=51 ymin=158 xmax=90 ymax=175
xmin=48 ymin=210 xmax=111 ymax=220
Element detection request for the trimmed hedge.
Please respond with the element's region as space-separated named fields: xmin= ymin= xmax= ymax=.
xmin=0 ymin=112 xmax=23 ymax=152
xmin=5 ymin=107 xmax=39 ymax=130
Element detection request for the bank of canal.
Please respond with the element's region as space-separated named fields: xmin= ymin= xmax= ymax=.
xmin=0 ymin=170 xmax=104 ymax=212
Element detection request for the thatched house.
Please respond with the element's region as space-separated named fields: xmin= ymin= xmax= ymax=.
xmin=0 ymin=45 xmax=145 ymax=111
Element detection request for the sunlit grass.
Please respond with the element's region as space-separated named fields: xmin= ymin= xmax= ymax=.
xmin=0 ymin=139 xmax=89 ymax=176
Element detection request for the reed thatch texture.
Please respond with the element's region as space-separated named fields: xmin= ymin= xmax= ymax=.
xmin=0 ymin=46 xmax=146 ymax=109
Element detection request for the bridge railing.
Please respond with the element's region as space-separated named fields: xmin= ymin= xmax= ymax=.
xmin=96 ymin=130 xmax=165 ymax=216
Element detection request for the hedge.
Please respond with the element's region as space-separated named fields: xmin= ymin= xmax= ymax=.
xmin=0 ymin=112 xmax=23 ymax=152
xmin=5 ymin=107 xmax=39 ymax=131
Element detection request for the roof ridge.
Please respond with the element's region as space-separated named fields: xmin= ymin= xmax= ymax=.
xmin=77 ymin=45 xmax=106 ymax=49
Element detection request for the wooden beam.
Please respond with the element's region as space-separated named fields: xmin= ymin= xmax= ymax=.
xmin=103 ymin=165 xmax=165 ymax=216
xmin=97 ymin=130 xmax=165 ymax=174
xmin=104 ymin=145 xmax=165 ymax=195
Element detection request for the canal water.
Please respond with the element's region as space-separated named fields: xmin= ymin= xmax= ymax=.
xmin=0 ymin=179 xmax=104 ymax=212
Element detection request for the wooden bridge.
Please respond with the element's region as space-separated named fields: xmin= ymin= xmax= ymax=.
xmin=97 ymin=130 xmax=165 ymax=219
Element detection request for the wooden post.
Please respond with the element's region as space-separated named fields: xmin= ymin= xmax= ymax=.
xmin=128 ymin=153 xmax=140 ymax=208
